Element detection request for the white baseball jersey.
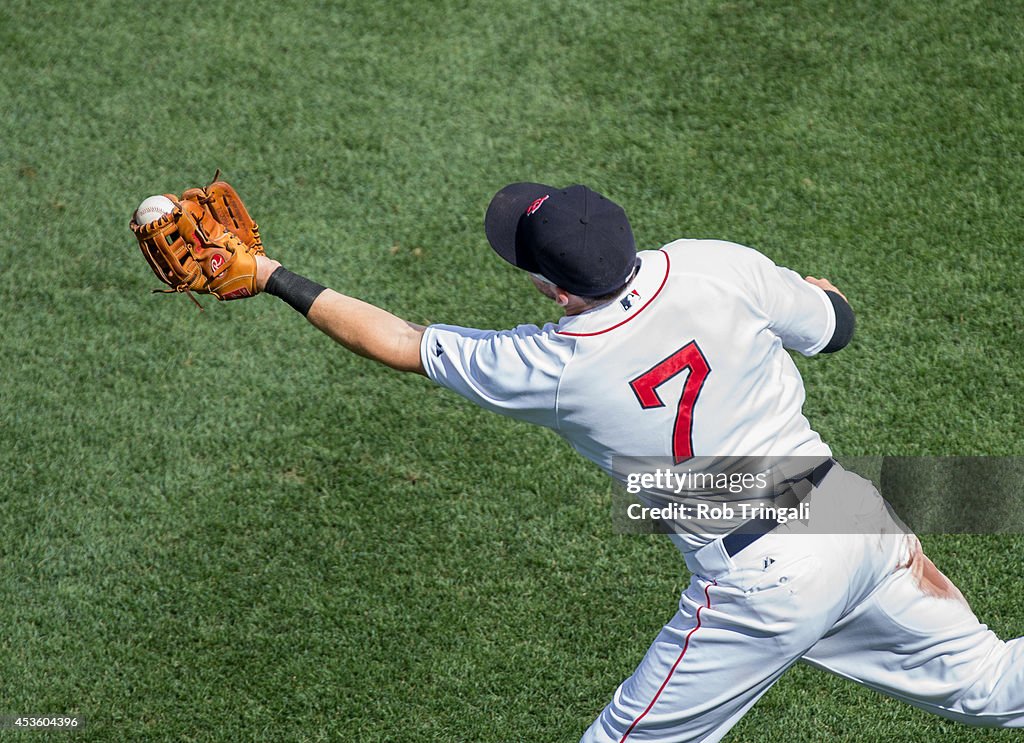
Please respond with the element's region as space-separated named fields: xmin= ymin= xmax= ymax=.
xmin=418 ymin=239 xmax=1024 ymax=741
xmin=420 ymin=239 xmax=836 ymax=548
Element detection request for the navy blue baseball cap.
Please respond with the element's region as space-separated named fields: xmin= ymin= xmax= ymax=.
xmin=484 ymin=182 xmax=637 ymax=297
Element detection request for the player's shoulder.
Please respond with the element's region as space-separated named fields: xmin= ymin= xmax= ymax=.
xmin=660 ymin=238 xmax=770 ymax=265
xmin=502 ymin=320 xmax=570 ymax=344
xmin=659 ymin=238 xmax=777 ymax=283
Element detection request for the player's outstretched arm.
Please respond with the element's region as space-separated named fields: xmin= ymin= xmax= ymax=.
xmin=256 ymin=256 xmax=426 ymax=375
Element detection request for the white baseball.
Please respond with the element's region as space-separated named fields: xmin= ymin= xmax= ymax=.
xmin=134 ymin=195 xmax=176 ymax=225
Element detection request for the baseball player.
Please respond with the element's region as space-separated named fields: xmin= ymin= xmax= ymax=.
xmin=249 ymin=183 xmax=1024 ymax=741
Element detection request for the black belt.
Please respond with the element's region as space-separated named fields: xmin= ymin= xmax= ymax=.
xmin=721 ymin=458 xmax=835 ymax=557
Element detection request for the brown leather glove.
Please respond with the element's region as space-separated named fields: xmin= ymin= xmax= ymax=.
xmin=130 ymin=176 xmax=265 ymax=303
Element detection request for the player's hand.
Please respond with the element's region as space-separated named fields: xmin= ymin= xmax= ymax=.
xmin=256 ymin=255 xmax=283 ymax=292
xmin=805 ymin=276 xmax=847 ymax=302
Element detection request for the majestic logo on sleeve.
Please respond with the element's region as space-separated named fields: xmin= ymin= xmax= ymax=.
xmin=525 ymin=195 xmax=549 ymax=216
xmin=620 ymin=289 xmax=641 ymax=311
xmin=434 ymin=340 xmax=445 ymax=357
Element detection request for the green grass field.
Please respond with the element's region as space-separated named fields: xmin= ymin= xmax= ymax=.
xmin=2 ymin=0 xmax=1023 ymax=740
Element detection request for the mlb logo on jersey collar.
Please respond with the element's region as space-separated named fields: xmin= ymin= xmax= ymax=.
xmin=558 ymin=251 xmax=669 ymax=337
xmin=620 ymin=289 xmax=641 ymax=311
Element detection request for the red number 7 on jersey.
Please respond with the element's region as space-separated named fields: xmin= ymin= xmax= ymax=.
xmin=629 ymin=341 xmax=711 ymax=464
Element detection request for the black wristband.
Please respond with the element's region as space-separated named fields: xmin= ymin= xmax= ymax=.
xmin=264 ymin=267 xmax=327 ymax=317
xmin=821 ymin=290 xmax=855 ymax=353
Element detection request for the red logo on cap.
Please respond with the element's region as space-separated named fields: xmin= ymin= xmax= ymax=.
xmin=525 ymin=195 xmax=549 ymax=216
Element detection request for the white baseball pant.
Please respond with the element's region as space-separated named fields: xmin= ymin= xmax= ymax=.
xmin=582 ymin=465 xmax=1024 ymax=742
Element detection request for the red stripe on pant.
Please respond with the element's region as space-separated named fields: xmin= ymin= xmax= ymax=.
xmin=620 ymin=582 xmax=715 ymax=742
